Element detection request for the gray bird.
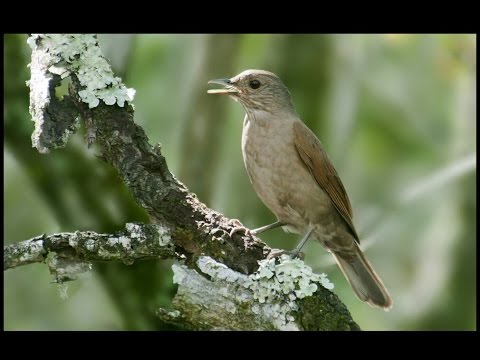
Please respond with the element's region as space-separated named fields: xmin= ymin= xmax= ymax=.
xmin=208 ymin=69 xmax=392 ymax=310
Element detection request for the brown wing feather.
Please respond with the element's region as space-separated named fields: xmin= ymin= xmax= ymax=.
xmin=292 ymin=121 xmax=359 ymax=242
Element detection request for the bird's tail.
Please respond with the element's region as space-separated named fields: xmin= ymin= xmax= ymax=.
xmin=332 ymin=244 xmax=393 ymax=311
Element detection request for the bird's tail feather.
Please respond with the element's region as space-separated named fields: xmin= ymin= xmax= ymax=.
xmin=332 ymin=245 xmax=393 ymax=311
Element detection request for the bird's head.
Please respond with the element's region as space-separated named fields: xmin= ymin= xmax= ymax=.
xmin=208 ymin=69 xmax=294 ymax=114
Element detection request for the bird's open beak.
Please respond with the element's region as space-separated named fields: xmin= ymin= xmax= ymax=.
xmin=207 ymin=79 xmax=239 ymax=94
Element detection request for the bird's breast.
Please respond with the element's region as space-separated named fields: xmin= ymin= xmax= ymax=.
xmin=241 ymin=113 xmax=333 ymax=233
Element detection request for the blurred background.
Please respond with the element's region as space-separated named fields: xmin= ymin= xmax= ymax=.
xmin=4 ymin=34 xmax=476 ymax=330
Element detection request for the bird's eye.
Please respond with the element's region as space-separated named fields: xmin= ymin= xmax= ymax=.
xmin=249 ymin=80 xmax=261 ymax=89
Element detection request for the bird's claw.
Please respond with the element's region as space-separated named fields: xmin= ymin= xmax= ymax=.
xmin=230 ymin=226 xmax=251 ymax=238
xmin=228 ymin=219 xmax=255 ymax=238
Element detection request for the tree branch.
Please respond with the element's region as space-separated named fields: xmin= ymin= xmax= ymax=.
xmin=5 ymin=34 xmax=360 ymax=330
xmin=4 ymin=223 xmax=176 ymax=275
xmin=158 ymin=256 xmax=359 ymax=330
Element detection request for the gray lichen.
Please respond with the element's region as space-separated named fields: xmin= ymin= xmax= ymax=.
xmin=27 ymin=34 xmax=136 ymax=153
xmin=3 ymin=237 xmax=46 ymax=270
xmin=27 ymin=34 xmax=135 ymax=109
xmin=168 ymin=256 xmax=335 ymax=330
xmin=46 ymin=254 xmax=92 ymax=284
xmin=244 ymin=254 xmax=334 ymax=303
xmin=196 ymin=255 xmax=249 ymax=284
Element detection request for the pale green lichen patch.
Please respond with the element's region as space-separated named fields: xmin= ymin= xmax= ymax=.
xmin=194 ymin=256 xmax=331 ymax=328
xmin=95 ymin=236 xmax=134 ymax=263
xmin=84 ymin=239 xmax=97 ymax=252
xmin=46 ymin=254 xmax=92 ymax=283
xmin=170 ymin=257 xmax=300 ymax=330
xmin=17 ymin=239 xmax=45 ymax=264
xmin=156 ymin=225 xmax=172 ymax=246
xmin=252 ymin=302 xmax=298 ymax=329
xmin=244 ymin=254 xmax=334 ymax=305
xmin=168 ymin=309 xmax=181 ymax=318
xmin=4 ymin=237 xmax=46 ymax=269
xmin=118 ymin=236 xmax=132 ymax=249
xmin=68 ymin=232 xmax=79 ymax=248
xmin=28 ymin=36 xmax=71 ymax=153
xmin=27 ymin=34 xmax=135 ymax=109
xmin=197 ymin=256 xmax=249 ymax=284
xmin=172 ymin=264 xmax=187 ymax=285
xmin=125 ymin=223 xmax=142 ymax=239
xmin=58 ymin=283 xmax=70 ymax=300
xmin=106 ymin=236 xmax=131 ymax=249
xmin=125 ymin=222 xmax=171 ymax=247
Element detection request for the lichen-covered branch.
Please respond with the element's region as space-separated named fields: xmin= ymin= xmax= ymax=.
xmin=26 ymin=34 xmax=266 ymax=274
xmin=8 ymin=34 xmax=361 ymax=330
xmin=158 ymin=256 xmax=359 ymax=330
xmin=4 ymin=223 xmax=176 ymax=282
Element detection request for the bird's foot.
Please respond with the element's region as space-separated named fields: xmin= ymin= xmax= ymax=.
xmin=228 ymin=219 xmax=256 ymax=238
xmin=267 ymin=248 xmax=305 ymax=261
xmin=228 ymin=219 xmax=285 ymax=238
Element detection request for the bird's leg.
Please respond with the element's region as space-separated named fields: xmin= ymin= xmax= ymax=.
xmin=229 ymin=220 xmax=285 ymax=238
xmin=251 ymin=221 xmax=285 ymax=235
xmin=291 ymin=225 xmax=315 ymax=257
xmin=267 ymin=225 xmax=315 ymax=260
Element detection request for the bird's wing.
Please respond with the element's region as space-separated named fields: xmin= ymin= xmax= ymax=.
xmin=292 ymin=121 xmax=359 ymax=242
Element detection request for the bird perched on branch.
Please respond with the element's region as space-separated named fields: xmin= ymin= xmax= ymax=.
xmin=208 ymin=69 xmax=392 ymax=310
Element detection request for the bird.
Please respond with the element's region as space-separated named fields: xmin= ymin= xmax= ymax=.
xmin=207 ymin=69 xmax=392 ymax=310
